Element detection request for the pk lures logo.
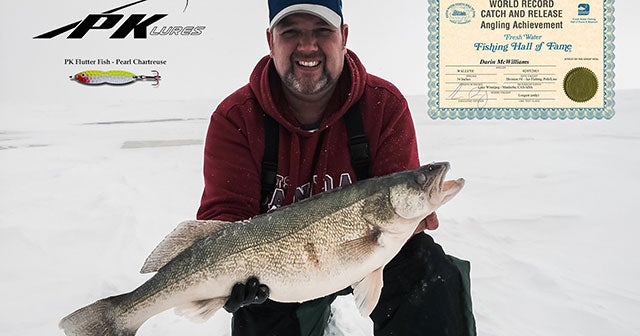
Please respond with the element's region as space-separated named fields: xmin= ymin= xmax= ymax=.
xmin=34 ymin=0 xmax=204 ymax=39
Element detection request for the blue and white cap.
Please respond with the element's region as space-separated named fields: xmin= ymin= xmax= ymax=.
xmin=268 ymin=0 xmax=343 ymax=30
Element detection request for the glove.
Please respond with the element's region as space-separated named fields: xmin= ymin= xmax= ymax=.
xmin=223 ymin=277 xmax=270 ymax=313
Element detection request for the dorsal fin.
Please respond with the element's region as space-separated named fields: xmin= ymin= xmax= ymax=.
xmin=140 ymin=220 xmax=231 ymax=273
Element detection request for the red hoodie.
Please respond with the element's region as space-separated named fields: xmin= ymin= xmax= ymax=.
xmin=197 ymin=50 xmax=419 ymax=221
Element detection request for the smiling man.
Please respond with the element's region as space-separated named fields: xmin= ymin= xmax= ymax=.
xmin=196 ymin=0 xmax=475 ymax=335
xmin=267 ymin=11 xmax=347 ymax=127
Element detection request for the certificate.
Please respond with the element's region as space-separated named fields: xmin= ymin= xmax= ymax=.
xmin=428 ymin=0 xmax=615 ymax=119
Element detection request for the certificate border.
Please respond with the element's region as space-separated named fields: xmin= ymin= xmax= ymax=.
xmin=427 ymin=0 xmax=616 ymax=120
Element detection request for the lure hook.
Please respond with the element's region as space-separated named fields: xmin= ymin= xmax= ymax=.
xmin=136 ymin=70 xmax=161 ymax=87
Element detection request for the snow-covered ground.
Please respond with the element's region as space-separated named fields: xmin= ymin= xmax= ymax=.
xmin=1 ymin=90 xmax=639 ymax=336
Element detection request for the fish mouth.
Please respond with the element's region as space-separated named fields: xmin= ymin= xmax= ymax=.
xmin=442 ymin=178 xmax=465 ymax=192
xmin=390 ymin=162 xmax=464 ymax=220
xmin=422 ymin=162 xmax=464 ymax=200
xmin=425 ymin=161 xmax=450 ymax=192
xmin=429 ymin=162 xmax=465 ymax=205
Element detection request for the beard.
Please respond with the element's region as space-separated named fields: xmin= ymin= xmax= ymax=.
xmin=281 ymin=56 xmax=338 ymax=96
xmin=283 ymin=70 xmax=331 ymax=95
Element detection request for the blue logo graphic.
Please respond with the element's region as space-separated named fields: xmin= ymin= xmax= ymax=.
xmin=446 ymin=3 xmax=475 ymax=24
xmin=578 ymin=3 xmax=590 ymax=15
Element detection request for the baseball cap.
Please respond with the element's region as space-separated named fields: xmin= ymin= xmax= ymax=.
xmin=268 ymin=0 xmax=343 ymax=30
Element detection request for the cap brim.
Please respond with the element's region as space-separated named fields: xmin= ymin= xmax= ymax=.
xmin=269 ymin=4 xmax=341 ymax=30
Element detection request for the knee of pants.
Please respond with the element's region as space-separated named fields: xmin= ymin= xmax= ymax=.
xmin=383 ymin=233 xmax=462 ymax=294
xmin=372 ymin=238 xmax=468 ymax=336
xmin=388 ymin=233 xmax=448 ymax=269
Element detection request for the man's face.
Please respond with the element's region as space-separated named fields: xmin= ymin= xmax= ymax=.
xmin=267 ymin=13 xmax=348 ymax=98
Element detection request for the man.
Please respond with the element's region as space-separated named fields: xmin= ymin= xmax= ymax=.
xmin=197 ymin=0 xmax=475 ymax=335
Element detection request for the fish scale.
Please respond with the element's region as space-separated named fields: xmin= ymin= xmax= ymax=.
xmin=59 ymin=163 xmax=465 ymax=336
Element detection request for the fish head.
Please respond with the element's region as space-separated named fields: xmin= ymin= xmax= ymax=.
xmin=70 ymin=72 xmax=90 ymax=84
xmin=389 ymin=162 xmax=465 ymax=220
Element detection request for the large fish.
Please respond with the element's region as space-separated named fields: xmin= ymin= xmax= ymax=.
xmin=59 ymin=162 xmax=465 ymax=336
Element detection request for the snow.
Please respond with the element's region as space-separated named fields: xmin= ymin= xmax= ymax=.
xmin=2 ymin=91 xmax=639 ymax=336
xmin=2 ymin=0 xmax=640 ymax=335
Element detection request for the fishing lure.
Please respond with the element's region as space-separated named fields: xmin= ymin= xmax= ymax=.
xmin=70 ymin=70 xmax=161 ymax=86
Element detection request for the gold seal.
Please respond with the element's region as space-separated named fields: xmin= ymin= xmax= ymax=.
xmin=563 ymin=67 xmax=598 ymax=102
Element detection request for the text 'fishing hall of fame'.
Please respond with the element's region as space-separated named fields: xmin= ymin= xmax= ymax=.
xmin=428 ymin=0 xmax=615 ymax=119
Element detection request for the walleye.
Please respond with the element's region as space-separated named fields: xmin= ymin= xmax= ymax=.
xmin=59 ymin=162 xmax=465 ymax=336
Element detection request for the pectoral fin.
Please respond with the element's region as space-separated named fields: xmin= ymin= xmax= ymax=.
xmin=351 ymin=267 xmax=384 ymax=316
xmin=140 ymin=220 xmax=231 ymax=273
xmin=175 ymin=297 xmax=226 ymax=322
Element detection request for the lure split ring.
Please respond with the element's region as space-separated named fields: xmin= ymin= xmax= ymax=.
xmin=70 ymin=70 xmax=161 ymax=86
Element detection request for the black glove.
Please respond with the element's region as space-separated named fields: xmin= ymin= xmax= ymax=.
xmin=223 ymin=277 xmax=270 ymax=313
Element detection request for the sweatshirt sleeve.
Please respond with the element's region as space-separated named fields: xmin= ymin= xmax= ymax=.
xmin=196 ymin=106 xmax=262 ymax=222
xmin=369 ymin=94 xmax=420 ymax=178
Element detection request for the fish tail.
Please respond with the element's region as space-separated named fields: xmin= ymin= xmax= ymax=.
xmin=59 ymin=294 xmax=137 ymax=336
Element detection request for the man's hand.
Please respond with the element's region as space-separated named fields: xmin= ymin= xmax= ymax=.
xmin=223 ymin=277 xmax=270 ymax=313
xmin=413 ymin=212 xmax=439 ymax=235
